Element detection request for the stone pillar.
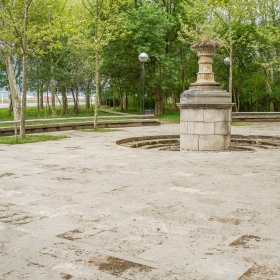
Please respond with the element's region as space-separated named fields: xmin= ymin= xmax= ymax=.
xmin=177 ymin=41 xmax=234 ymax=151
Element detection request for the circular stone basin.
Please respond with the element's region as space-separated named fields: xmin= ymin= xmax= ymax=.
xmin=116 ymin=135 xmax=280 ymax=152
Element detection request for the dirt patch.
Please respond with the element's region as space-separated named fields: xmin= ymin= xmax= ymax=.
xmin=238 ymin=264 xmax=280 ymax=279
xmin=0 ymin=173 xmax=15 ymax=178
xmin=28 ymin=262 xmax=44 ymax=268
xmin=80 ymin=168 xmax=91 ymax=173
xmin=0 ymin=209 xmax=33 ymax=225
xmin=230 ymin=235 xmax=261 ymax=248
xmin=55 ymin=177 xmax=74 ymax=181
xmin=40 ymin=164 xmax=60 ymax=169
xmin=57 ymin=229 xmax=84 ymax=241
xmin=61 ymin=273 xmax=73 ymax=279
xmin=209 ymin=216 xmax=241 ymax=225
xmin=89 ymin=256 xmax=153 ymax=277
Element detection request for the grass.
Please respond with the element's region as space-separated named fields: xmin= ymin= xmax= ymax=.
xmin=0 ymin=134 xmax=68 ymax=145
xmin=0 ymin=117 xmax=140 ymax=128
xmin=0 ymin=105 xmax=133 ymax=128
xmin=231 ymin=122 xmax=253 ymax=126
xmin=1 ymin=105 xmax=257 ymax=128
xmin=0 ymin=108 xmax=13 ymax=121
xmin=108 ymin=107 xmax=141 ymax=114
xmin=0 ymin=105 xmax=120 ymax=122
xmin=155 ymin=110 xmax=180 ymax=123
xmin=107 ymin=107 xmax=181 ymax=123
xmin=80 ymin=128 xmax=121 ymax=132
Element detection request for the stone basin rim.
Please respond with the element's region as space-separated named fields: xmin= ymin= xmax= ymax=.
xmin=116 ymin=134 xmax=280 ymax=152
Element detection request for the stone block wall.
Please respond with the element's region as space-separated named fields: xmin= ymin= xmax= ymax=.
xmin=180 ymin=107 xmax=232 ymax=151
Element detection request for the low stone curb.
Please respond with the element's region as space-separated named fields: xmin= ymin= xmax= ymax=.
xmin=0 ymin=119 xmax=160 ymax=136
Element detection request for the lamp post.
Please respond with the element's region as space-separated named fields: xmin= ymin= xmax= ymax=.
xmin=138 ymin=52 xmax=148 ymax=115
xmin=224 ymin=57 xmax=230 ymax=93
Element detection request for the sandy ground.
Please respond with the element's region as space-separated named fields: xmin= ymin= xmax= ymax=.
xmin=0 ymin=122 xmax=280 ymax=280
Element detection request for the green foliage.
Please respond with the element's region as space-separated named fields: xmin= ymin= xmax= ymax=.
xmin=231 ymin=122 xmax=252 ymax=126
xmin=0 ymin=135 xmax=68 ymax=145
xmin=155 ymin=109 xmax=180 ymax=123
xmin=0 ymin=108 xmax=14 ymax=121
xmin=0 ymin=105 xmax=119 ymax=122
xmin=0 ymin=0 xmax=280 ymax=115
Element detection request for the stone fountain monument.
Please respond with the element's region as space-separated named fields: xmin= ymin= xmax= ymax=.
xmin=177 ymin=41 xmax=234 ymax=151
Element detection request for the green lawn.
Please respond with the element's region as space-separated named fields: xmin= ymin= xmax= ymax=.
xmin=0 ymin=105 xmax=119 ymax=122
xmin=108 ymin=107 xmax=180 ymax=123
xmin=155 ymin=110 xmax=180 ymax=123
xmin=0 ymin=135 xmax=68 ymax=145
xmin=231 ymin=122 xmax=252 ymax=126
xmin=0 ymin=105 xmax=129 ymax=128
xmin=1 ymin=105 xmax=250 ymax=129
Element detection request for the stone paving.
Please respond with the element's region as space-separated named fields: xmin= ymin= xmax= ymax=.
xmin=0 ymin=122 xmax=280 ymax=280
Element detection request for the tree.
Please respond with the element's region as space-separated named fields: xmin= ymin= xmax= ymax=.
xmin=0 ymin=0 xmax=78 ymax=137
xmin=0 ymin=0 xmax=34 ymax=138
xmin=101 ymin=1 xmax=185 ymax=115
xmin=249 ymin=0 xmax=280 ymax=111
xmin=82 ymin=0 xmax=131 ymax=128
xmin=179 ymin=0 xmax=258 ymax=111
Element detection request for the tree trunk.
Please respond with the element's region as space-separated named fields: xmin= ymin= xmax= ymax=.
xmin=120 ymin=91 xmax=123 ymax=111
xmin=234 ymin=79 xmax=244 ymax=112
xmin=260 ymin=52 xmax=275 ymax=111
xmin=113 ymin=92 xmax=115 ymax=108
xmin=37 ymin=82 xmax=40 ymax=117
xmin=85 ymin=81 xmax=90 ymax=113
xmin=125 ymin=92 xmax=128 ymax=110
xmin=267 ymin=81 xmax=274 ymax=111
xmin=46 ymin=86 xmax=51 ymax=117
xmin=20 ymin=50 xmax=28 ymax=138
xmin=71 ymin=87 xmax=77 ymax=115
xmin=263 ymin=67 xmax=274 ymax=111
xmin=60 ymin=85 xmax=67 ymax=116
xmin=5 ymin=49 xmax=21 ymax=140
xmin=263 ymin=69 xmax=274 ymax=111
xmin=229 ymin=9 xmax=233 ymax=106
xmin=8 ymin=93 xmax=13 ymax=116
xmin=117 ymin=78 xmax=123 ymax=111
xmin=94 ymin=51 xmax=99 ymax=129
xmin=51 ymin=76 xmax=57 ymax=117
xmin=181 ymin=51 xmax=186 ymax=92
xmin=154 ymin=89 xmax=164 ymax=115
xmin=94 ymin=0 xmax=99 ymax=130
xmin=20 ymin=0 xmax=32 ymax=138
xmin=5 ymin=51 xmax=21 ymax=120
xmin=172 ymin=93 xmax=177 ymax=109
xmin=39 ymin=84 xmax=44 ymax=109
xmin=74 ymin=86 xmax=79 ymax=115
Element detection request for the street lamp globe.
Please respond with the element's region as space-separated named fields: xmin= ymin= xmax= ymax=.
xmin=224 ymin=57 xmax=230 ymax=66
xmin=138 ymin=52 xmax=149 ymax=63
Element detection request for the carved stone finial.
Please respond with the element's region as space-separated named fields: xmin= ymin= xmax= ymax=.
xmin=190 ymin=40 xmax=221 ymax=90
xmin=192 ymin=40 xmax=220 ymax=54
